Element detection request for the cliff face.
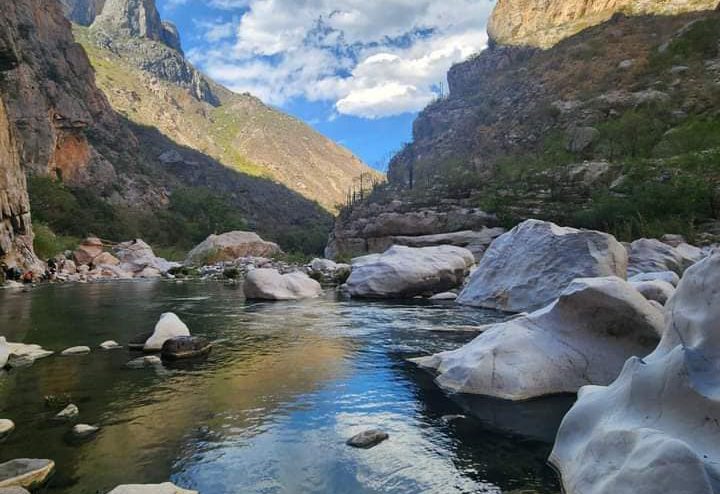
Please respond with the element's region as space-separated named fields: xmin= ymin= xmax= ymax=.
xmin=488 ymin=0 xmax=719 ymax=48
xmin=59 ymin=0 xmax=106 ymax=26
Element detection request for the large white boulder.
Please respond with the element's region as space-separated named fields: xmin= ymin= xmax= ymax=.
xmin=243 ymin=269 xmax=322 ymax=301
xmin=107 ymin=483 xmax=197 ymax=494
xmin=550 ymin=254 xmax=720 ymax=494
xmin=627 ymin=238 xmax=700 ymax=276
xmin=457 ymin=220 xmax=627 ymax=312
xmin=413 ymin=277 xmax=663 ymax=401
xmin=345 ymin=245 xmax=475 ymax=298
xmin=185 ymin=232 xmax=281 ymax=265
xmin=113 ymin=240 xmax=179 ymax=275
xmin=0 ymin=338 xmax=9 ymax=368
xmin=143 ymin=313 xmax=190 ymax=352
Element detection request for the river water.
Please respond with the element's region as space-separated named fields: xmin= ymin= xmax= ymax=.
xmin=0 ymin=281 xmax=570 ymax=493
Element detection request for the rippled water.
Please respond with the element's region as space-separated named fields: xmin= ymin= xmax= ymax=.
xmin=0 ymin=281 xmax=569 ymax=493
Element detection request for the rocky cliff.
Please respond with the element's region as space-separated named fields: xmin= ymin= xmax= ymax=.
xmin=59 ymin=0 xmax=105 ymax=26
xmin=488 ymin=0 xmax=719 ymax=48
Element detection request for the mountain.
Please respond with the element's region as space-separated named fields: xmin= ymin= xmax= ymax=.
xmin=0 ymin=0 xmax=340 ymax=270
xmin=488 ymin=0 xmax=719 ymax=48
xmin=331 ymin=4 xmax=720 ymax=258
xmin=62 ymin=0 xmax=378 ymax=213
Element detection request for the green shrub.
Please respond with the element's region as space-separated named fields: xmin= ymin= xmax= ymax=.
xmin=651 ymin=17 xmax=720 ymax=68
xmin=32 ymin=223 xmax=79 ymax=260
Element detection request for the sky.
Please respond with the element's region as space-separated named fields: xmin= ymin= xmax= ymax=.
xmin=157 ymin=0 xmax=497 ymax=171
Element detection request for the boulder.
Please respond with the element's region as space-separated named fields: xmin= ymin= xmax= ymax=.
xmin=61 ymin=259 xmax=77 ymax=275
xmin=413 ymin=277 xmax=663 ymax=401
xmin=628 ymin=270 xmax=680 ymax=287
xmin=0 ymin=420 xmax=14 ymax=441
xmin=0 ymin=338 xmax=8 ymax=368
xmin=627 ymin=238 xmax=698 ymax=276
xmin=71 ymin=424 xmax=99 ymax=438
xmin=160 ymin=336 xmax=212 ymax=361
xmin=244 ymin=269 xmax=322 ymax=301
xmin=308 ymin=258 xmax=351 ymax=283
xmin=630 ymin=280 xmax=675 ymax=305
xmin=0 ymin=459 xmax=54 ymax=489
xmin=54 ymin=404 xmax=79 ymax=421
xmin=382 ymin=228 xmax=506 ymax=261
xmin=113 ymin=239 xmax=179 ymax=275
xmin=346 ymin=430 xmax=389 ymax=449
xmin=73 ymin=237 xmax=103 ymax=265
xmin=4 ymin=343 xmax=53 ymax=368
xmin=60 ymin=346 xmax=90 ymax=356
xmin=143 ymin=313 xmax=190 ymax=352
xmin=92 ymin=252 xmax=119 ymax=266
xmin=185 ymin=232 xmax=281 ymax=265
xmin=550 ymin=254 xmax=720 ymax=494
xmin=346 ymin=245 xmax=475 ymax=299
xmin=457 ymin=220 xmax=627 ymax=312
xmin=107 ymin=483 xmax=197 ymax=494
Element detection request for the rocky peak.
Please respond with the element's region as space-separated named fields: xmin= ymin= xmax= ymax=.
xmin=92 ymin=0 xmax=182 ymax=53
xmin=488 ymin=0 xmax=719 ymax=48
xmin=59 ymin=0 xmax=106 ymax=26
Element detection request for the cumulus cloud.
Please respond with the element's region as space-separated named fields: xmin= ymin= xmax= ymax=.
xmin=188 ymin=0 xmax=496 ymax=118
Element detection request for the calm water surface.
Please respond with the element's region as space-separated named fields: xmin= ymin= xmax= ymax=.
xmin=0 ymin=281 xmax=569 ymax=493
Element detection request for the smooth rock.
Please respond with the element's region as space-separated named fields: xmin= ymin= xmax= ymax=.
xmin=630 ymin=280 xmax=675 ymax=305
xmin=114 ymin=239 xmax=179 ymax=275
xmin=627 ymin=238 xmax=698 ymax=276
xmin=143 ymin=313 xmax=190 ymax=352
xmin=54 ymin=404 xmax=79 ymax=421
xmin=71 ymin=424 xmax=99 ymax=438
xmin=60 ymin=346 xmax=91 ymax=356
xmin=160 ymin=336 xmax=212 ymax=361
xmin=0 ymin=420 xmax=14 ymax=441
xmin=0 ymin=487 xmax=30 ymax=494
xmin=346 ymin=430 xmax=389 ymax=449
xmin=107 ymin=482 xmax=198 ymax=494
xmin=550 ymin=254 xmax=720 ymax=494
xmin=628 ymin=270 xmax=680 ymax=287
xmin=243 ymin=269 xmax=322 ymax=300
xmin=126 ymin=356 xmax=162 ymax=368
xmin=0 ymin=459 xmax=54 ymax=489
xmin=430 ymin=292 xmax=458 ymax=300
xmin=73 ymin=237 xmax=103 ymax=265
xmin=346 ymin=245 xmax=475 ymax=299
xmin=185 ymin=231 xmax=281 ymax=265
xmin=413 ymin=277 xmax=663 ymax=401
xmin=0 ymin=338 xmax=8 ymax=368
xmin=383 ymin=228 xmax=506 ymax=261
xmin=99 ymin=340 xmax=121 ymax=350
xmin=92 ymin=252 xmax=120 ymax=266
xmin=457 ymin=220 xmax=627 ymax=313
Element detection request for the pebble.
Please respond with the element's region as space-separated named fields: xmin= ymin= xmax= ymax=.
xmin=99 ymin=340 xmax=121 ymax=350
xmin=72 ymin=424 xmax=99 ymax=439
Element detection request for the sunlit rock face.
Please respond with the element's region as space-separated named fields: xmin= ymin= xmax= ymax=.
xmin=488 ymin=0 xmax=720 ymax=49
xmin=550 ymin=254 xmax=720 ymax=494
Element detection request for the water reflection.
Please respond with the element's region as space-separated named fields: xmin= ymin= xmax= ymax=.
xmin=0 ymin=282 xmax=562 ymax=493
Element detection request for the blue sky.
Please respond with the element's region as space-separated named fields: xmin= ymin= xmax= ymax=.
xmin=157 ymin=0 xmax=496 ymax=170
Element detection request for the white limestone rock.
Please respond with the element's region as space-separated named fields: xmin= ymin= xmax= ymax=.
xmin=430 ymin=292 xmax=458 ymax=301
xmin=185 ymin=231 xmax=281 ymax=265
xmin=71 ymin=424 xmax=99 ymax=438
xmin=0 ymin=420 xmax=14 ymax=441
xmin=243 ymin=269 xmax=322 ymax=301
xmin=346 ymin=245 xmax=475 ymax=299
xmin=0 ymin=459 xmax=54 ymax=489
xmin=457 ymin=220 xmax=627 ymax=312
xmin=630 ymin=280 xmax=675 ymax=305
xmin=550 ymin=254 xmax=720 ymax=494
xmin=99 ymin=340 xmax=121 ymax=350
xmin=413 ymin=277 xmax=663 ymax=401
xmin=0 ymin=338 xmax=9 ymax=368
xmin=143 ymin=313 xmax=190 ymax=352
xmin=627 ymin=238 xmax=699 ymax=276
xmin=4 ymin=343 xmax=53 ymax=368
xmin=54 ymin=404 xmax=79 ymax=421
xmin=628 ymin=270 xmax=680 ymax=287
xmin=107 ymin=483 xmax=197 ymax=494
xmin=126 ymin=356 xmax=162 ymax=369
xmin=60 ymin=346 xmax=90 ymax=356
xmin=113 ymin=239 xmax=179 ymax=275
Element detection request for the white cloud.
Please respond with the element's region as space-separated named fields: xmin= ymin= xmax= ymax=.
xmin=188 ymin=0 xmax=496 ymax=118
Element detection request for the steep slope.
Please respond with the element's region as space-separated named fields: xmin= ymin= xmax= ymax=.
xmin=329 ymin=9 xmax=720 ymax=258
xmin=0 ymin=0 xmax=333 ymax=259
xmin=488 ymin=0 xmax=719 ymax=48
xmin=65 ymin=0 xmax=378 ymax=212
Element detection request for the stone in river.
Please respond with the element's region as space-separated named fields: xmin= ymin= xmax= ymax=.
xmin=108 ymin=483 xmax=198 ymax=494
xmin=430 ymin=292 xmax=458 ymax=300
xmin=160 ymin=336 xmax=212 ymax=361
xmin=0 ymin=420 xmax=14 ymax=441
xmin=60 ymin=346 xmax=91 ymax=356
xmin=126 ymin=356 xmax=162 ymax=369
xmin=54 ymin=404 xmax=79 ymax=421
xmin=99 ymin=340 xmax=121 ymax=350
xmin=71 ymin=424 xmax=99 ymax=439
xmin=346 ymin=429 xmax=389 ymax=449
xmin=0 ymin=459 xmax=54 ymax=489
xmin=0 ymin=338 xmax=8 ymax=368
xmin=143 ymin=313 xmax=191 ymax=352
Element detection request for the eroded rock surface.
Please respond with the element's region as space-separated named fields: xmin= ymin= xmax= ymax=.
xmin=243 ymin=269 xmax=322 ymax=301
xmin=414 ymin=276 xmax=663 ymax=401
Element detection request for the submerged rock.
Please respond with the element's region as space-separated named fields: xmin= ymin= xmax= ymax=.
xmin=346 ymin=430 xmax=389 ymax=449
xmin=550 ymin=254 xmax=720 ymax=494
xmin=0 ymin=420 xmax=14 ymax=441
xmin=128 ymin=332 xmax=153 ymax=351
xmin=143 ymin=313 xmax=190 ymax=352
xmin=107 ymin=483 xmax=198 ymax=494
xmin=413 ymin=277 xmax=663 ymax=401
xmin=457 ymin=220 xmax=627 ymax=313
xmin=346 ymin=245 xmax=474 ymax=299
xmin=0 ymin=459 xmax=54 ymax=489
xmin=243 ymin=269 xmax=322 ymax=300
xmin=54 ymin=404 xmax=79 ymax=421
xmin=160 ymin=336 xmax=212 ymax=361
xmin=60 ymin=346 xmax=91 ymax=356
xmin=126 ymin=356 xmax=162 ymax=369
